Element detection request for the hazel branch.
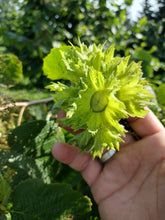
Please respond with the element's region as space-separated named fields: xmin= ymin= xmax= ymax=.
xmin=0 ymin=97 xmax=54 ymax=111
xmin=0 ymin=97 xmax=54 ymax=125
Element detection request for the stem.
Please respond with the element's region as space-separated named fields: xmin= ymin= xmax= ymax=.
xmin=0 ymin=97 xmax=54 ymax=125
xmin=0 ymin=97 xmax=54 ymax=111
xmin=17 ymin=106 xmax=26 ymax=126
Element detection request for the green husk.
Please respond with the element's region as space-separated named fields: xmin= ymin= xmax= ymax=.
xmin=43 ymin=41 xmax=153 ymax=158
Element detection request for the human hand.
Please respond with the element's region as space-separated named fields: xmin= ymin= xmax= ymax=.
xmin=52 ymin=108 xmax=165 ymax=220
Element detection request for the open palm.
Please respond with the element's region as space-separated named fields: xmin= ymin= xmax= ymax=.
xmin=52 ymin=109 xmax=165 ymax=220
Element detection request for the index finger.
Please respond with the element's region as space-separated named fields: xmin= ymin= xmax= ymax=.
xmin=127 ymin=107 xmax=164 ymax=138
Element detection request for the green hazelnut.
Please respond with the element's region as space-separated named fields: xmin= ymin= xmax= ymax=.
xmin=90 ymin=90 xmax=108 ymax=113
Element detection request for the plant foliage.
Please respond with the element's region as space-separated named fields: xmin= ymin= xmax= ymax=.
xmin=0 ymin=54 xmax=22 ymax=86
xmin=0 ymin=120 xmax=93 ymax=219
xmin=11 ymin=179 xmax=92 ymax=220
xmin=0 ymin=173 xmax=11 ymax=215
xmin=1 ymin=0 xmax=165 ymax=219
xmin=43 ymin=42 xmax=153 ymax=158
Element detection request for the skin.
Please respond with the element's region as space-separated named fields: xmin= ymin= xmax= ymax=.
xmin=52 ymin=108 xmax=165 ymax=220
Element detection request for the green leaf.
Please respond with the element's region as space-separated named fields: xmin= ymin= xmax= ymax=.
xmin=0 ymin=54 xmax=22 ymax=86
xmin=43 ymin=46 xmax=68 ymax=81
xmin=139 ymin=17 xmax=147 ymax=27
xmin=0 ymin=150 xmax=42 ymax=186
xmin=134 ymin=49 xmax=152 ymax=63
xmin=6 ymin=121 xmax=65 ymax=184
xmin=157 ymin=83 xmax=165 ymax=106
xmin=0 ymin=173 xmax=11 ymax=208
xmin=124 ymin=0 xmax=133 ymax=6
xmin=8 ymin=120 xmax=65 ymax=157
xmin=11 ymin=179 xmax=92 ymax=220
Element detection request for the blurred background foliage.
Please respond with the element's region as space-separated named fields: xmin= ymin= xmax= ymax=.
xmin=0 ymin=0 xmax=165 ymax=219
xmin=0 ymin=0 xmax=164 ymax=85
